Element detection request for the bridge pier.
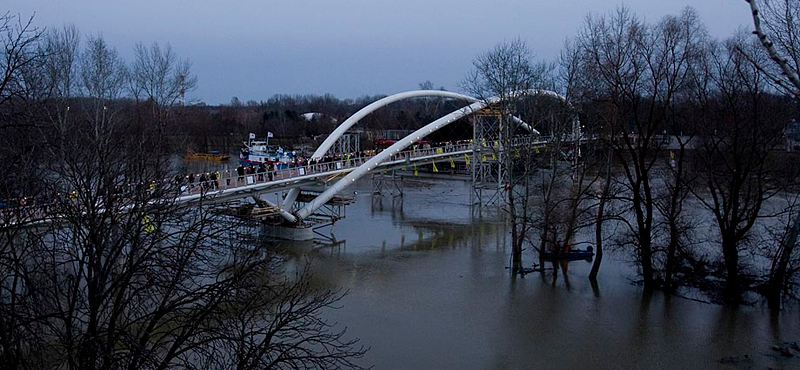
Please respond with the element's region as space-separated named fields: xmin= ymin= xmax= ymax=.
xmin=371 ymin=170 xmax=404 ymax=196
xmin=260 ymin=188 xmax=354 ymax=241
xmin=263 ymin=223 xmax=315 ymax=241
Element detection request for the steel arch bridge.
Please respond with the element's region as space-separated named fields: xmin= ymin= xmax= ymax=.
xmin=261 ymin=88 xmax=574 ymax=224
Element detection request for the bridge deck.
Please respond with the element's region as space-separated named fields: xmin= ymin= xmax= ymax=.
xmin=1 ymin=137 xmax=550 ymax=227
xmin=174 ymin=137 xmax=546 ymax=204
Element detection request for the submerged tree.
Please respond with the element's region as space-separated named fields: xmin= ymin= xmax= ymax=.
xmin=691 ymin=35 xmax=791 ymax=300
xmin=462 ymin=39 xmax=562 ymax=275
xmin=576 ymin=6 xmax=705 ymax=289
xmin=744 ymin=0 xmax=800 ymax=307
xmin=527 ymin=39 xmax=601 ymax=272
xmin=558 ymin=38 xmax=614 ymax=281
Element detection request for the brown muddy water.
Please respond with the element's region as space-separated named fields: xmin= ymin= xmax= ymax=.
xmin=270 ymin=177 xmax=799 ymax=370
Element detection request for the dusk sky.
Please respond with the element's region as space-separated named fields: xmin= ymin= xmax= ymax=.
xmin=8 ymin=0 xmax=752 ymax=105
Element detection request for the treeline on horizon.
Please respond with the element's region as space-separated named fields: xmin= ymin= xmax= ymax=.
xmin=180 ymin=89 xmax=474 ymax=152
xmin=5 ymin=6 xmax=799 ymax=157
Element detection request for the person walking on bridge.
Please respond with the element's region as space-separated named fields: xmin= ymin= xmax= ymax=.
xmin=236 ymin=165 xmax=245 ymax=183
xmin=199 ymin=173 xmax=208 ymax=191
xmin=210 ymin=171 xmax=218 ymax=189
xmin=257 ymin=163 xmax=265 ymax=182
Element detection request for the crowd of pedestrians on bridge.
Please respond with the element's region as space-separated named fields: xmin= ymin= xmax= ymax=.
xmin=174 ymin=151 xmax=374 ymax=195
xmin=2 ymin=140 xmax=476 ymax=222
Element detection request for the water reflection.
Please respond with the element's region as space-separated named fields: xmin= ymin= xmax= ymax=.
xmin=590 ymin=277 xmax=600 ymax=298
xmin=265 ymin=179 xmax=799 ymax=369
xmin=371 ymin=195 xmax=404 ymax=221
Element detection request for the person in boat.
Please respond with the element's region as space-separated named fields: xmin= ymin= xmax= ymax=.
xmin=267 ymin=162 xmax=274 ymax=181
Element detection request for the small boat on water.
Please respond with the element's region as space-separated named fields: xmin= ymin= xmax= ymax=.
xmin=542 ymin=247 xmax=594 ymax=261
xmin=239 ymin=133 xmax=298 ymax=169
xmin=185 ymin=148 xmax=230 ymax=161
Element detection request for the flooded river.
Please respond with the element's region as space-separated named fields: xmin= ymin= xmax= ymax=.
xmin=273 ymin=178 xmax=799 ymax=369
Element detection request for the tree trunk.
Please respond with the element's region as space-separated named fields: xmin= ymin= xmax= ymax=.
xmin=590 ymin=200 xmax=605 ymax=280
xmin=590 ymin=147 xmax=612 ymax=280
xmin=633 ymin=182 xmax=655 ymax=289
xmin=664 ymin=228 xmax=679 ymax=291
xmin=721 ymin=233 xmax=741 ymax=299
xmin=509 ymin=183 xmax=522 ymax=275
xmin=664 ymin=147 xmax=686 ymax=291
xmin=641 ymin=237 xmax=654 ymax=288
xmin=768 ymin=215 xmax=800 ymax=309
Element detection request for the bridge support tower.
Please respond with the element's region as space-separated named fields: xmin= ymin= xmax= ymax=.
xmin=471 ymin=109 xmax=509 ymax=206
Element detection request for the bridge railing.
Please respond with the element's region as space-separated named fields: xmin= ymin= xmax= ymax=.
xmin=1 ymin=137 xmax=556 ymax=223
xmin=178 ymin=142 xmax=482 ymax=197
xmin=179 ymin=156 xmax=373 ymax=196
xmin=164 ymin=138 xmax=557 ymax=197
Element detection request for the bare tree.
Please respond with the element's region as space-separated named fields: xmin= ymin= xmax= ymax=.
xmin=576 ymin=7 xmax=704 ymax=288
xmin=0 ymin=14 xmax=47 ymax=368
xmin=1 ymin=21 xmax=366 ymax=370
xmin=745 ymin=0 xmax=800 ymax=96
xmin=38 ymin=24 xmax=80 ymax=132
xmin=693 ymin=34 xmax=793 ymax=300
xmin=213 ymin=260 xmax=368 ymax=370
xmin=462 ymin=39 xmax=553 ymax=275
xmin=758 ymin=192 xmax=800 ymax=306
xmin=518 ymin=39 xmax=601 ymax=273
xmin=744 ymin=0 xmax=800 ymax=307
xmin=130 ymin=41 xmax=196 ymax=130
xmin=650 ymin=11 xmax=708 ymax=291
xmin=559 ymin=37 xmax=616 ymax=281
xmin=79 ymin=34 xmax=128 ymax=145
xmin=578 ymin=7 xmax=655 ymax=287
xmin=14 ymin=97 xmax=366 ymax=370
xmin=0 ymin=12 xmax=43 ymax=117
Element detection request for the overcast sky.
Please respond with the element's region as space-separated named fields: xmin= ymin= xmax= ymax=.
xmin=7 ymin=0 xmax=752 ymax=105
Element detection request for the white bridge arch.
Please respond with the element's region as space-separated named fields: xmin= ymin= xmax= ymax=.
xmin=273 ymin=89 xmax=572 ymax=224
xmin=281 ymin=90 xmax=478 ymax=212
